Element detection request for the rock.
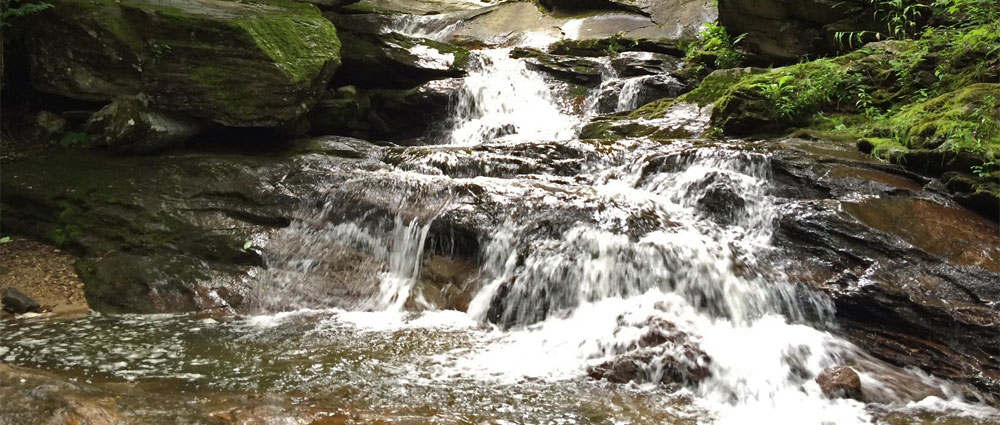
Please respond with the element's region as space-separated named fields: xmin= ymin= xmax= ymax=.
xmin=29 ymin=111 xmax=67 ymax=141
xmin=582 ymin=67 xmax=764 ymax=138
xmin=510 ymin=48 xmax=604 ymax=86
xmin=416 ymin=255 xmax=478 ymax=311
xmin=596 ymin=74 xmax=686 ymax=114
xmin=692 ymin=172 xmax=747 ymax=225
xmin=296 ymin=0 xmax=361 ymax=10
xmin=310 ymin=78 xmax=461 ymax=142
xmin=308 ymin=94 xmax=371 ymax=138
xmin=610 ymin=51 xmax=683 ymax=77
xmin=768 ymin=139 xmax=1000 ymax=397
xmin=942 ymin=172 xmax=1000 ymax=220
xmin=816 ymin=366 xmax=865 ymax=401
xmin=0 ymin=148 xmax=380 ymax=313
xmin=538 ymin=0 xmax=717 ymax=40
xmin=717 ymin=0 xmax=875 ymax=63
xmin=549 ymin=37 xmax=685 ymax=57
xmin=2 ymin=287 xmax=41 ymax=314
xmin=85 ymin=97 xmax=200 ymax=154
xmin=27 ymin=0 xmax=341 ymax=127
xmin=588 ymin=317 xmax=712 ymax=387
xmin=0 ymin=364 xmax=121 ymax=425
xmin=345 ymin=0 xmax=488 ymax=15
xmin=332 ymin=30 xmax=469 ymax=89
xmin=444 ymin=2 xmax=707 ymax=48
xmin=582 ymin=101 xmax=712 ymax=139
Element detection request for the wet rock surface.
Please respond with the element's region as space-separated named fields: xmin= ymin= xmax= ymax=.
xmin=588 ymin=317 xmax=712 ymax=387
xmin=332 ymin=30 xmax=469 ymax=89
xmin=0 ymin=145 xmax=381 ymax=312
xmin=510 ymin=48 xmax=605 ymax=86
xmin=0 ymin=364 xmax=120 ymax=425
xmin=816 ymin=366 xmax=865 ymax=401
xmin=768 ymin=138 xmax=1000 ymax=398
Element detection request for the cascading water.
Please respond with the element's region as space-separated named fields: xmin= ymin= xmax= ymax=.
xmin=442 ymin=48 xmax=584 ymax=145
xmin=4 ymin=20 xmax=998 ymax=425
xmin=616 ymin=77 xmax=648 ymax=111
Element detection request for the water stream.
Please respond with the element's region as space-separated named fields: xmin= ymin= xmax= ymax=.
xmin=2 ymin=27 xmax=998 ymax=425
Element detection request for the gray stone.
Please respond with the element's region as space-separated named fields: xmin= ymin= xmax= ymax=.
xmin=2 ymin=287 xmax=41 ymax=314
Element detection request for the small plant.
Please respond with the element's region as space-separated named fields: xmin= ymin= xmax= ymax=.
xmin=606 ymin=31 xmax=638 ymax=54
xmin=970 ymin=158 xmax=996 ymax=178
xmin=58 ymin=131 xmax=91 ymax=148
xmin=932 ymin=0 xmax=1000 ymax=26
xmin=1 ymin=0 xmax=52 ymax=27
xmin=685 ymin=22 xmax=745 ymax=69
xmin=834 ymin=0 xmax=929 ymax=50
xmin=753 ymin=75 xmax=797 ymax=119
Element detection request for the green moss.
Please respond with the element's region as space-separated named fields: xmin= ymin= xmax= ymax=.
xmin=877 ymin=83 xmax=1000 ymax=155
xmin=422 ymin=38 xmax=471 ymax=70
xmin=190 ymin=66 xmax=258 ymax=119
xmin=235 ymin=13 xmax=341 ymax=83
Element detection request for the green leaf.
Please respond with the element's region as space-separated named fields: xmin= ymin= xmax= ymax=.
xmin=0 ymin=236 xmax=12 ymax=244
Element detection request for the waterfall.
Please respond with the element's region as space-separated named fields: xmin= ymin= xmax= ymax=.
xmin=616 ymin=77 xmax=647 ymax=112
xmin=468 ymin=147 xmax=828 ymax=327
xmin=376 ymin=215 xmax=434 ymax=311
xmin=250 ymin=177 xmax=450 ymax=313
xmin=441 ymin=48 xmax=584 ymax=145
xmin=237 ymin=29 xmax=991 ymax=425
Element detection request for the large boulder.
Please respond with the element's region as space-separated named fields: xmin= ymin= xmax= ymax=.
xmin=27 ymin=0 xmax=341 ymax=127
xmin=768 ymin=138 xmax=1000 ymax=397
xmin=445 ymin=1 xmax=712 ymax=47
xmin=717 ymin=0 xmax=876 ymax=63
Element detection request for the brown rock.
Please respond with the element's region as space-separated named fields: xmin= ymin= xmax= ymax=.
xmin=816 ymin=366 xmax=865 ymax=401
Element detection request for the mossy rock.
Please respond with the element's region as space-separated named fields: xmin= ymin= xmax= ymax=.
xmin=942 ymin=172 xmax=1000 ymax=219
xmin=879 ymin=83 xmax=1000 ymax=151
xmin=27 ymin=0 xmax=341 ymax=127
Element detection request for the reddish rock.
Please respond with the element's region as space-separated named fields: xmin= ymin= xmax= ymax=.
xmin=817 ymin=366 xmax=865 ymax=401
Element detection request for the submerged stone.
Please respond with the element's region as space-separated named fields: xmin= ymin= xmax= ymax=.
xmin=816 ymin=366 xmax=865 ymax=401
